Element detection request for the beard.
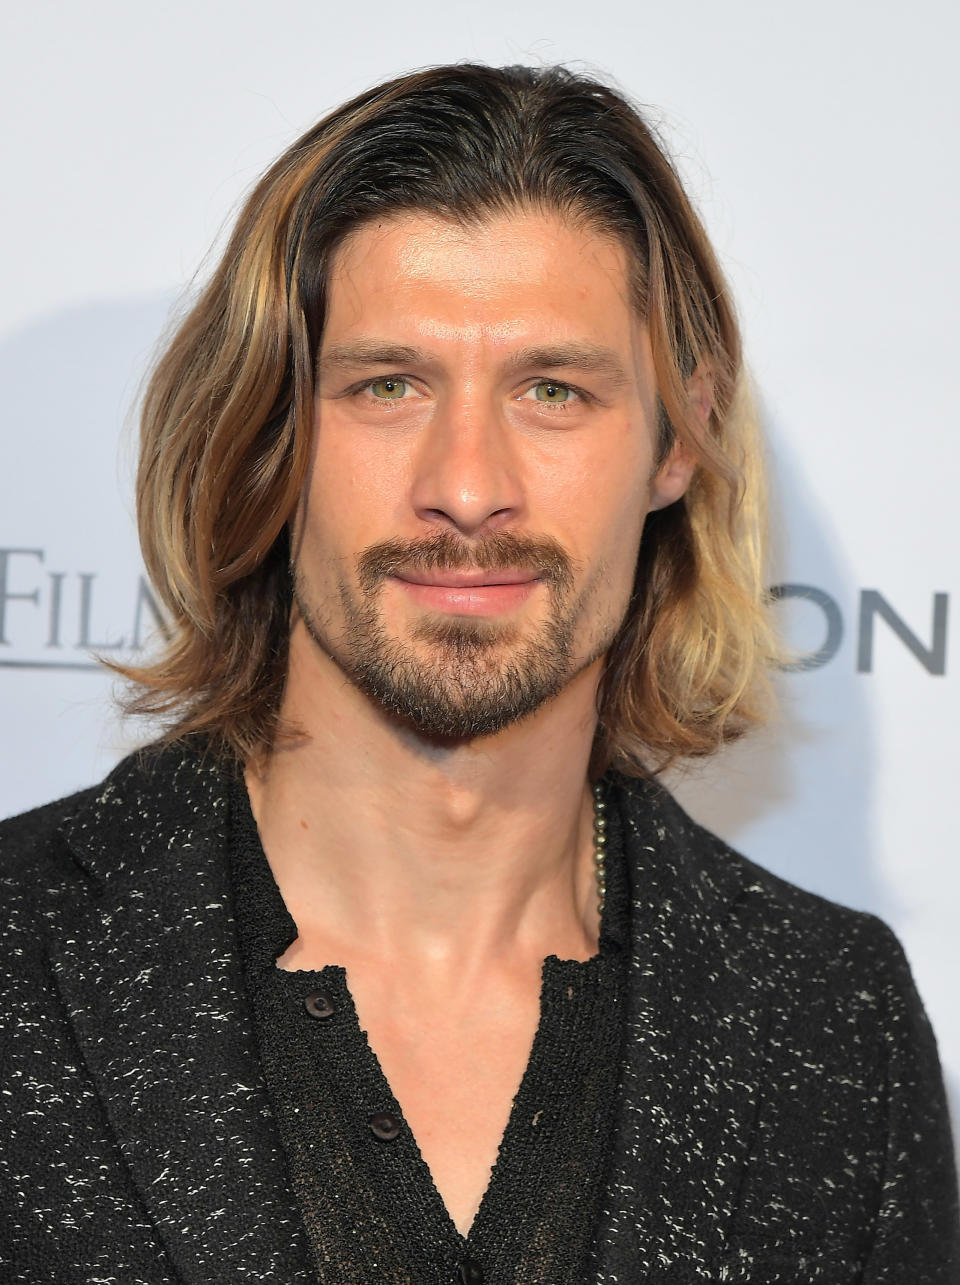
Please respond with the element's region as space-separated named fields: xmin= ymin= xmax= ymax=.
xmin=293 ymin=530 xmax=612 ymax=741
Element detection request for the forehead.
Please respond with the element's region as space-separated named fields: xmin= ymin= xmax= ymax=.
xmin=321 ymin=208 xmax=641 ymax=355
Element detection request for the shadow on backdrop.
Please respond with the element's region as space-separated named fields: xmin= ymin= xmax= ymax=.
xmin=0 ymin=293 xmax=183 ymax=817
xmin=666 ymin=394 xmax=885 ymax=916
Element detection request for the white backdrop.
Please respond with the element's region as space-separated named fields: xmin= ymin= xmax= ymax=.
xmin=2 ymin=1 xmax=957 ymax=1144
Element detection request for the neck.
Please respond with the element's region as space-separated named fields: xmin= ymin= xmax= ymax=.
xmin=244 ymin=621 xmax=604 ymax=977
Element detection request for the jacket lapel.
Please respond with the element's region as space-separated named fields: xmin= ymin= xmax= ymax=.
xmin=590 ymin=772 xmax=770 ymax=1281
xmin=45 ymin=743 xmax=319 ymax=1285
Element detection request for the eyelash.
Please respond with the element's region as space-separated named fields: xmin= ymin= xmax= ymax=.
xmin=350 ymin=376 xmax=591 ymax=409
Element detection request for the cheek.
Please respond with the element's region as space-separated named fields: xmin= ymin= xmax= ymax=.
xmin=538 ymin=432 xmax=652 ymax=577
xmin=300 ymin=423 xmax=412 ymax=556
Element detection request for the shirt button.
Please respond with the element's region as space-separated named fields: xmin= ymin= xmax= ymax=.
xmin=367 ymin=1110 xmax=402 ymax=1141
xmin=458 ymin=1258 xmax=484 ymax=1284
xmin=303 ymin=988 xmax=336 ymax=1019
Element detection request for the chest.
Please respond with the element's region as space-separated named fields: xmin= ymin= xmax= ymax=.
xmin=282 ymin=939 xmax=545 ymax=1238
xmin=361 ymin=988 xmax=544 ymax=1238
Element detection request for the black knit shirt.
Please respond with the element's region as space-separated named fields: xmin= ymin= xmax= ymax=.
xmin=227 ymin=772 xmax=630 ymax=1285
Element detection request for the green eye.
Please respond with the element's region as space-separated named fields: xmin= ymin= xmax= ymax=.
xmin=369 ymin=377 xmax=407 ymax=399
xmin=534 ymin=381 xmax=570 ymax=403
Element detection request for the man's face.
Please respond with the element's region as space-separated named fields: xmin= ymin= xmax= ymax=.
xmin=291 ymin=207 xmax=692 ymax=740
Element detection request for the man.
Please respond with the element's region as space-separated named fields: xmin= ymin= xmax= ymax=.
xmin=1 ymin=62 xmax=956 ymax=1284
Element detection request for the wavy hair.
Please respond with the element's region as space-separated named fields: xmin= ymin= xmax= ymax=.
xmin=117 ymin=61 xmax=781 ymax=775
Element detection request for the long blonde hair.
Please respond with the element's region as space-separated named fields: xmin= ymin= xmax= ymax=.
xmin=118 ymin=62 xmax=781 ymax=774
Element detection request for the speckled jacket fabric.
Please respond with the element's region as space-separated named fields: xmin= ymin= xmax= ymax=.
xmin=0 ymin=740 xmax=957 ymax=1284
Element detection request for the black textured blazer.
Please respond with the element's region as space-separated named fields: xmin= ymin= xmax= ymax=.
xmin=1 ymin=740 xmax=957 ymax=1284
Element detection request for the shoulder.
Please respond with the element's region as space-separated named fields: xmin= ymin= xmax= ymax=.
xmin=610 ymin=769 xmax=911 ymax=988
xmin=0 ymin=785 xmax=102 ymax=983
xmin=0 ymin=738 xmax=223 ymax=905
xmin=0 ymin=786 xmax=99 ymax=884
xmin=610 ymin=770 xmax=949 ymax=1140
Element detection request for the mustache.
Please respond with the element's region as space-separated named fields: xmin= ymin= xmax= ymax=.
xmin=356 ymin=531 xmax=575 ymax=593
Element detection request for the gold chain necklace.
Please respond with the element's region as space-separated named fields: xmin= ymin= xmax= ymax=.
xmin=592 ymin=782 xmax=607 ymax=917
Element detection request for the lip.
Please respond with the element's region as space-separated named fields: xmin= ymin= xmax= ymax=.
xmin=392 ymin=568 xmax=540 ymax=588
xmin=389 ymin=571 xmax=541 ymax=616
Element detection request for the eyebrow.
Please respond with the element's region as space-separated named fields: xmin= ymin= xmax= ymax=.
xmin=318 ymin=341 xmax=426 ymax=374
xmin=317 ymin=339 xmax=631 ymax=386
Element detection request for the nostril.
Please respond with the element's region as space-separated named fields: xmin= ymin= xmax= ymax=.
xmin=417 ymin=508 xmax=518 ymax=540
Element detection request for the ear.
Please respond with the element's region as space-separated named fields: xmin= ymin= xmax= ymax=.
xmin=648 ymin=365 xmax=713 ymax=511
xmin=648 ymin=439 xmax=697 ymax=510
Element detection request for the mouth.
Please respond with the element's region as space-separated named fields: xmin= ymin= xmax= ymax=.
xmin=393 ymin=568 xmax=540 ymax=588
xmin=389 ymin=568 xmax=542 ymax=615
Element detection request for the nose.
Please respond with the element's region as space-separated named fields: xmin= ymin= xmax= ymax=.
xmin=409 ymin=398 xmax=525 ymax=538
